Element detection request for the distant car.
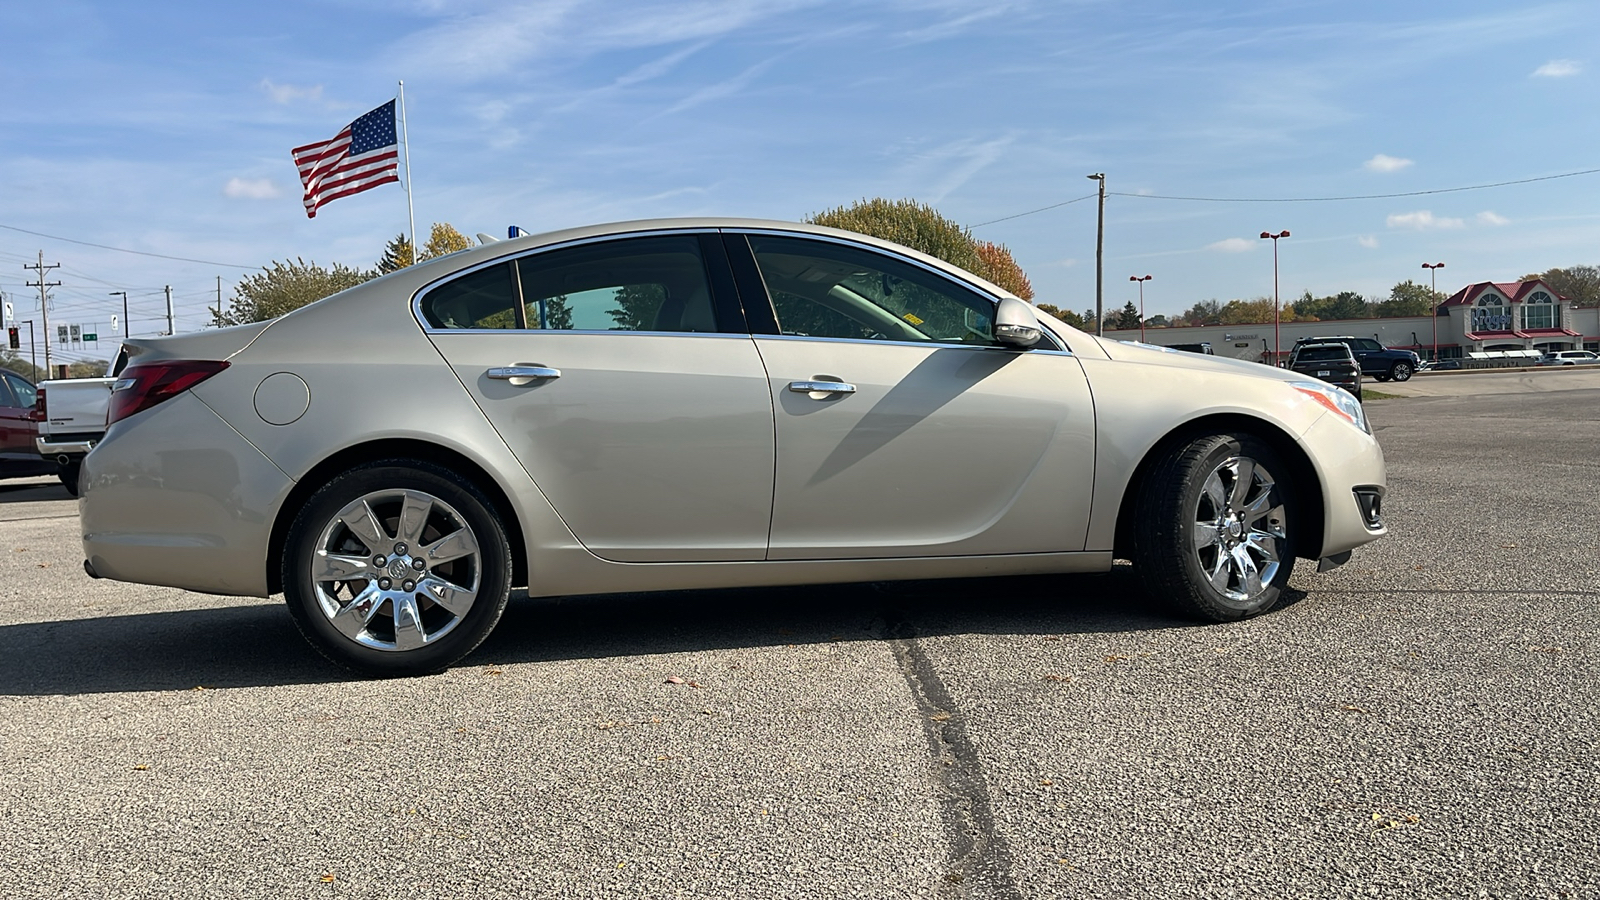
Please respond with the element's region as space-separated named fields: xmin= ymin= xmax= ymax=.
xmin=1535 ymin=350 xmax=1599 ymax=367
xmin=79 ymin=217 xmax=1389 ymax=676
xmin=0 ymin=369 xmax=58 ymax=482
xmin=1431 ymin=359 xmax=1462 ymax=371
xmin=1294 ymin=336 xmax=1419 ymax=382
xmin=1288 ymin=342 xmax=1362 ymax=401
xmin=1165 ymin=342 xmax=1214 ymax=355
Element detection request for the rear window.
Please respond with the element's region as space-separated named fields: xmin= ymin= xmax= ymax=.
xmin=1296 ymin=347 xmax=1351 ymax=362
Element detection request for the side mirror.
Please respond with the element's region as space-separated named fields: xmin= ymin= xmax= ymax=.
xmin=993 ymin=297 xmax=1042 ymax=348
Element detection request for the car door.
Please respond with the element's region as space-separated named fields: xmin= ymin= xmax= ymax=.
xmin=0 ymin=374 xmax=23 ymax=463
xmin=420 ymin=232 xmax=776 ymax=562
xmin=729 ymin=231 xmax=1096 ymax=561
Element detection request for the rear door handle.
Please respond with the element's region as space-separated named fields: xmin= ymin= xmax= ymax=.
xmin=787 ymin=380 xmax=855 ymax=395
xmin=487 ymin=365 xmax=561 ymax=384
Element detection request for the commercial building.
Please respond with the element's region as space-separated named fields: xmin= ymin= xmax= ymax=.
xmin=1102 ymin=279 xmax=1600 ymax=364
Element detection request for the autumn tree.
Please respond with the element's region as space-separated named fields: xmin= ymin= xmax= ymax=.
xmin=377 ymin=234 xmax=415 ymax=273
xmin=1035 ymin=304 xmax=1093 ymax=330
xmin=423 ymin=222 xmax=473 ymax=259
xmin=974 ymin=241 xmax=1034 ymax=300
xmin=213 ymin=258 xmax=375 ymax=326
xmin=1524 ymin=265 xmax=1600 ymax=307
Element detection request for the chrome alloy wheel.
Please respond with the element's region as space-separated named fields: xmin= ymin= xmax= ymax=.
xmin=309 ymin=488 xmax=482 ymax=652
xmin=1191 ymin=455 xmax=1287 ymax=607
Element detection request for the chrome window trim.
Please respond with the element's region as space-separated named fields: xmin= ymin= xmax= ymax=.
xmin=753 ymin=331 xmax=1072 ymax=356
xmin=734 ymin=227 xmax=1069 ymax=353
xmin=411 ymin=227 xmax=720 ymax=335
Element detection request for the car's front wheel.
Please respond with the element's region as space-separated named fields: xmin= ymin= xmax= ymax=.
xmin=1389 ymin=361 xmax=1413 ymax=382
xmin=1132 ymin=434 xmax=1295 ymax=621
xmin=282 ymin=460 xmax=512 ymax=677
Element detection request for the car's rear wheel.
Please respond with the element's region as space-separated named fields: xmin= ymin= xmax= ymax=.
xmin=1132 ymin=434 xmax=1295 ymax=621
xmin=283 ymin=460 xmax=511 ymax=677
xmin=1389 ymin=362 xmax=1413 ymax=382
xmin=58 ymin=459 xmax=81 ymax=497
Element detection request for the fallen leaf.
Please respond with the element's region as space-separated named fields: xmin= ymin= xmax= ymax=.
xmin=319 ymin=873 xmax=336 ymax=883
xmin=1039 ymin=779 xmax=1054 ymax=786
xmin=131 ymin=764 xmax=149 ymax=771
xmin=686 ymin=680 xmax=703 ymax=689
xmin=1103 ymin=654 xmax=1128 ymax=663
xmin=484 ymin=668 xmax=503 ymax=676
xmin=929 ymin=711 xmax=952 ymax=722
xmin=1340 ymin=704 xmax=1371 ymax=714
xmin=700 ymin=708 xmax=714 ymax=716
xmin=664 ymin=676 xmax=686 ymax=685
xmin=37 ymin=563 xmax=50 ymax=568
xmin=1041 ymin=674 xmax=1071 ymax=683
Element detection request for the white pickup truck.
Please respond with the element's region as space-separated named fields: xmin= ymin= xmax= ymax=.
xmin=34 ymin=347 xmax=127 ymax=496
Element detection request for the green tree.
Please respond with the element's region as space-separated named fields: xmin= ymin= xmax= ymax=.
xmin=213 ymin=258 xmax=376 ymax=326
xmin=1114 ymin=301 xmax=1142 ymax=330
xmin=1523 ymin=265 xmax=1600 ymax=307
xmin=1293 ymin=290 xmax=1371 ymax=321
xmin=1 ymin=352 xmax=45 ymax=382
xmin=608 ymin=284 xmax=666 ymax=331
xmin=1144 ymin=314 xmax=1170 ymax=329
xmin=1378 ymin=280 xmax=1443 ymax=317
xmin=377 ymin=234 xmax=415 ymax=273
xmin=1180 ymin=299 xmax=1224 ymax=326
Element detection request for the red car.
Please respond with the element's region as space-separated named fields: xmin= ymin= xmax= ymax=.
xmin=0 ymin=369 xmax=57 ymax=481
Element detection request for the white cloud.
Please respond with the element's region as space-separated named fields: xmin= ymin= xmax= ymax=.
xmin=260 ymin=80 xmax=323 ymax=104
xmin=1386 ymin=210 xmax=1465 ymax=231
xmin=1364 ymin=154 xmax=1413 ymax=173
xmin=1477 ymin=211 xmax=1510 ymax=226
xmin=1357 ymin=235 xmax=1379 ymax=249
xmin=1532 ymin=59 xmax=1581 ymax=78
xmin=1206 ymin=237 xmax=1255 ymax=253
xmin=224 ymin=178 xmax=280 ymax=199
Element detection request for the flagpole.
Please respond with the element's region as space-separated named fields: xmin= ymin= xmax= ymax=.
xmin=397 ymin=80 xmax=417 ymax=257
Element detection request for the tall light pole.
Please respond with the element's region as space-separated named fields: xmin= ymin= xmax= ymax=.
xmin=1087 ymin=173 xmax=1106 ymax=335
xmin=1129 ymin=275 xmax=1152 ymax=343
xmin=1260 ymin=230 xmax=1290 ymax=365
xmin=1422 ymin=262 xmax=1445 ymax=363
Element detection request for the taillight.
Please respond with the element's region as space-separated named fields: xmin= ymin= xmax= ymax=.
xmin=108 ymin=360 xmax=230 ymax=426
xmin=29 ymin=387 xmax=46 ymax=422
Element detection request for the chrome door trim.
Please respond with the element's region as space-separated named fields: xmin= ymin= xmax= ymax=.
xmin=487 ymin=366 xmax=561 ymax=381
xmin=786 ymin=380 xmax=856 ymax=394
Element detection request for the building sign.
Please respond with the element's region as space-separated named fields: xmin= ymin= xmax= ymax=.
xmin=1473 ymin=309 xmax=1512 ymax=331
xmin=1224 ymin=333 xmax=1260 ymax=341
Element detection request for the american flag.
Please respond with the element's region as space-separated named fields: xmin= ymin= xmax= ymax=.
xmin=292 ymin=100 xmax=400 ymax=218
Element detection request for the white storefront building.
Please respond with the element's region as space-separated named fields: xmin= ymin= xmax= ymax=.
xmin=1101 ymin=279 xmax=1600 ymax=364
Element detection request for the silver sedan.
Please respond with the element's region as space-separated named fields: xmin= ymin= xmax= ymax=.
xmin=80 ymin=219 xmax=1387 ymax=675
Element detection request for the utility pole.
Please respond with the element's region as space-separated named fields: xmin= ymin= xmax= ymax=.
xmin=1086 ymin=173 xmax=1106 ymax=335
xmin=215 ymin=276 xmax=222 ymax=326
xmin=24 ymin=251 xmax=61 ymax=374
xmin=165 ymin=285 xmax=174 ymax=336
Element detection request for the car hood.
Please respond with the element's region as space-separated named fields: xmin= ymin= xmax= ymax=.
xmin=1096 ymin=339 xmax=1303 ymax=383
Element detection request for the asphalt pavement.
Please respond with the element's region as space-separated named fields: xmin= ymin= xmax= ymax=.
xmin=1 ymin=377 xmax=1596 ymax=899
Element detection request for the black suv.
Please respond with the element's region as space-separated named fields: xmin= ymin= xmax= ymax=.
xmin=1288 ymin=342 xmax=1362 ymax=400
xmin=1293 ymin=336 xmax=1420 ymax=382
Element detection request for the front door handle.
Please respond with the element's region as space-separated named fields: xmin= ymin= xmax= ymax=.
xmin=487 ymin=365 xmax=561 ymax=385
xmin=787 ymin=380 xmax=856 ymax=395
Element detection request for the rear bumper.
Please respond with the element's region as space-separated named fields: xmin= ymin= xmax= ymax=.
xmin=80 ymin=392 xmax=292 ymax=598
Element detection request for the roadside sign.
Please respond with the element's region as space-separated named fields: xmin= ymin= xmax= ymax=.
xmin=83 ymin=332 xmax=98 ymax=342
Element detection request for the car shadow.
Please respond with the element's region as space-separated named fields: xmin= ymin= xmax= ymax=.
xmin=0 ymin=479 xmax=70 ymax=503
xmin=0 ymin=568 xmax=1302 ymax=696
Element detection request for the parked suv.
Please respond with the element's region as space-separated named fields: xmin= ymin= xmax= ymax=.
xmin=1293 ymin=336 xmax=1420 ymax=382
xmin=1288 ymin=341 xmax=1362 ymax=401
xmin=1535 ymin=350 xmax=1599 ymax=367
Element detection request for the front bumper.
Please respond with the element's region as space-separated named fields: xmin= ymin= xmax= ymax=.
xmin=1301 ymin=412 xmax=1389 ymax=560
xmin=80 ymin=392 xmax=293 ymax=597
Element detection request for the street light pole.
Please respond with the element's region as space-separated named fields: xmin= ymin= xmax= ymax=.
xmin=1423 ymin=262 xmax=1445 ymax=362
xmin=1129 ymin=275 xmax=1152 ymax=343
xmin=1087 ymin=173 xmax=1106 ymax=336
xmin=1259 ymin=230 xmax=1290 ymax=365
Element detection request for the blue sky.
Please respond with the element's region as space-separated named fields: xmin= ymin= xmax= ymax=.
xmin=2 ymin=0 xmax=1596 ymax=361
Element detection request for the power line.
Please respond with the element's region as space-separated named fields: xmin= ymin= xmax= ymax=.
xmin=973 ymin=193 xmax=1098 ymax=227
xmin=1110 ymin=168 xmax=1600 ymax=204
xmin=0 ymin=223 xmax=259 ymax=269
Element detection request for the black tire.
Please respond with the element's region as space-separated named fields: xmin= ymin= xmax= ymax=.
xmin=58 ymin=460 xmax=82 ymax=497
xmin=1389 ymin=362 xmax=1413 ymax=382
xmin=1373 ymin=374 xmax=1390 ymax=383
xmin=1131 ymin=434 xmax=1296 ymax=622
xmin=282 ymin=460 xmax=512 ymax=677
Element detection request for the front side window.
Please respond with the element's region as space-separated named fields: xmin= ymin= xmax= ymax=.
xmin=517 ymin=235 xmax=718 ymax=333
xmin=748 ymin=235 xmax=998 ymax=345
xmin=0 ymin=375 xmax=18 ymax=408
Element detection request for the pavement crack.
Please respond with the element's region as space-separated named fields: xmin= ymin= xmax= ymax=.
xmin=879 ymin=609 xmax=1020 ymax=900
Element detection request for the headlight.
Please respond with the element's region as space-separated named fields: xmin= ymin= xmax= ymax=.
xmin=1291 ymin=380 xmax=1370 ymax=433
